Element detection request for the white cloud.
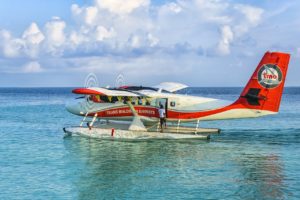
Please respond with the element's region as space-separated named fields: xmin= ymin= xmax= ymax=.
xmin=22 ymin=23 xmax=45 ymax=58
xmin=166 ymin=2 xmax=182 ymax=13
xmin=128 ymin=35 xmax=141 ymax=48
xmin=71 ymin=4 xmax=81 ymax=16
xmin=95 ymin=0 xmax=150 ymax=15
xmin=217 ymin=25 xmax=234 ymax=55
xmin=6 ymin=0 xmax=300 ymax=86
xmin=95 ymin=26 xmax=116 ymax=41
xmin=22 ymin=61 xmax=43 ymax=73
xmin=194 ymin=0 xmax=231 ymax=23
xmin=0 ymin=23 xmax=45 ymax=59
xmin=70 ymin=30 xmax=87 ymax=46
xmin=235 ymin=4 xmax=264 ymax=26
xmin=71 ymin=4 xmax=98 ymax=26
xmin=233 ymin=4 xmax=264 ymax=37
xmin=84 ymin=6 xmax=98 ymax=25
xmin=63 ymin=53 xmax=193 ymax=78
xmin=0 ymin=0 xmax=266 ymax=61
xmin=147 ymin=33 xmax=159 ymax=47
xmin=0 ymin=30 xmax=23 ymax=58
xmin=22 ymin=23 xmax=45 ymax=45
xmin=63 ymin=0 xmax=266 ymax=58
xmin=45 ymin=17 xmax=66 ymax=45
xmin=44 ymin=17 xmax=66 ymax=54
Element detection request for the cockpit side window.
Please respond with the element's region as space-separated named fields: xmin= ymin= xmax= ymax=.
xmin=89 ymin=95 xmax=100 ymax=103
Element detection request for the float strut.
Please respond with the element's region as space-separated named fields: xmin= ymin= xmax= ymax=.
xmin=90 ymin=113 xmax=98 ymax=127
xmin=177 ymin=120 xmax=181 ymax=133
xmin=195 ymin=120 xmax=200 ymax=134
xmin=111 ymin=128 xmax=115 ymax=137
xmin=80 ymin=112 xmax=89 ymax=127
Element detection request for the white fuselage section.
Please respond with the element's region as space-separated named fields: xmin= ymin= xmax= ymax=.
xmin=66 ymin=89 xmax=275 ymax=123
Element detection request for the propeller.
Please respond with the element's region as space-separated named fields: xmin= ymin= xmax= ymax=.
xmin=115 ymin=74 xmax=126 ymax=88
xmin=83 ymin=73 xmax=99 ymax=111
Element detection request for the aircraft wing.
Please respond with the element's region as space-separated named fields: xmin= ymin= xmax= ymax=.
xmin=72 ymin=87 xmax=141 ymax=97
xmin=153 ymin=82 xmax=188 ymax=92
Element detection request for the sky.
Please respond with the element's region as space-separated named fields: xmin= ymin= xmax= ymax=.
xmin=0 ymin=0 xmax=299 ymax=87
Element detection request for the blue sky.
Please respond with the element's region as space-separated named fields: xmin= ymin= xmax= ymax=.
xmin=0 ymin=0 xmax=299 ymax=87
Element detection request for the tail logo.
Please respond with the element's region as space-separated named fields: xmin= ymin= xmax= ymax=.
xmin=258 ymin=64 xmax=282 ymax=89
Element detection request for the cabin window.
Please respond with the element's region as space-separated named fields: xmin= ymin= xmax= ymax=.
xmin=111 ymin=96 xmax=118 ymax=103
xmin=138 ymin=98 xmax=143 ymax=105
xmin=100 ymin=96 xmax=109 ymax=103
xmin=170 ymin=101 xmax=176 ymax=107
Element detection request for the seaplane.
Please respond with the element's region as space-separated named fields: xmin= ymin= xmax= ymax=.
xmin=63 ymin=51 xmax=290 ymax=140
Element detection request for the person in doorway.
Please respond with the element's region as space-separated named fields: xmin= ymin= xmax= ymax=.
xmin=159 ymin=104 xmax=166 ymax=132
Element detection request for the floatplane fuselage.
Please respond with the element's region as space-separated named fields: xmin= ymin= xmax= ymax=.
xmin=66 ymin=52 xmax=290 ymax=124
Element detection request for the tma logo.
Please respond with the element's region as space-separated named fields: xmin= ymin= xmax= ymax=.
xmin=258 ymin=64 xmax=282 ymax=89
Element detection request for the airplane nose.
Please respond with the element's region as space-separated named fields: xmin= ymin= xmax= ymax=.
xmin=65 ymin=101 xmax=84 ymax=115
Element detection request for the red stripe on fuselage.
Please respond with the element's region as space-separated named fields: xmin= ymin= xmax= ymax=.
xmin=88 ymin=106 xmax=159 ymax=118
xmin=166 ymin=102 xmax=246 ymax=119
xmin=86 ymin=101 xmax=260 ymax=120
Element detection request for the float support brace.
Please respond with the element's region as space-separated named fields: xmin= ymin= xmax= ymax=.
xmin=177 ymin=120 xmax=181 ymax=133
xmin=90 ymin=113 xmax=98 ymax=127
xmin=195 ymin=120 xmax=200 ymax=133
xmin=80 ymin=112 xmax=89 ymax=127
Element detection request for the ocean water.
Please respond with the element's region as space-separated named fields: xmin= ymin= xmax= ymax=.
xmin=0 ymin=87 xmax=299 ymax=199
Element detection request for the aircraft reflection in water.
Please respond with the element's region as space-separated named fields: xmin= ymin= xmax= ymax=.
xmin=63 ymin=138 xmax=285 ymax=199
xmin=235 ymin=154 xmax=285 ymax=199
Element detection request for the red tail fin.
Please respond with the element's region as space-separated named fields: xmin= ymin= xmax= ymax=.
xmin=234 ymin=51 xmax=290 ymax=112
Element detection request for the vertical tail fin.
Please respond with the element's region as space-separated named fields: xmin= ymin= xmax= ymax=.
xmin=234 ymin=51 xmax=290 ymax=113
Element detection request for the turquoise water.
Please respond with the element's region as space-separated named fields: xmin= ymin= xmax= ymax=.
xmin=0 ymin=87 xmax=299 ymax=199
